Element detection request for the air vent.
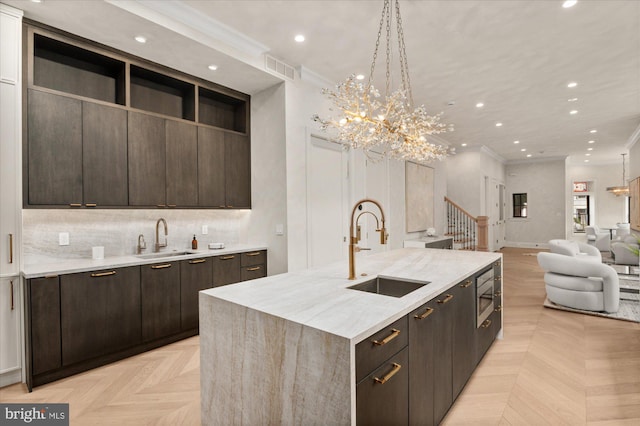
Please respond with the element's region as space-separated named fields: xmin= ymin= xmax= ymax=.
xmin=265 ymin=55 xmax=295 ymax=81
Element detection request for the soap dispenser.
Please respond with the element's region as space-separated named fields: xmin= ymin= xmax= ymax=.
xmin=192 ymin=235 xmax=198 ymax=250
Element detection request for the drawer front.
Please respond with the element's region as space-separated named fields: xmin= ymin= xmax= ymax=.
xmin=356 ymin=347 xmax=409 ymax=425
xmin=240 ymin=250 xmax=266 ymax=267
xmin=213 ymin=254 xmax=241 ymax=287
xmin=241 ymin=264 xmax=266 ymax=281
xmin=356 ymin=316 xmax=408 ymax=383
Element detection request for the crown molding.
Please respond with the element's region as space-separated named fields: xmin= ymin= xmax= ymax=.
xmin=455 ymin=145 xmax=505 ymax=163
xmin=0 ymin=3 xmax=24 ymax=18
xmin=506 ymin=155 xmax=567 ymax=166
xmin=625 ymin=121 xmax=640 ymax=150
xmin=298 ymin=66 xmax=335 ymax=89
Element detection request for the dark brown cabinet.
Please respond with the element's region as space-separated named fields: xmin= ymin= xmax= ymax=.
xmin=212 ymin=254 xmax=242 ymax=286
xmin=27 ymin=90 xmax=82 ymax=205
xmin=141 ymin=262 xmax=181 ymax=341
xmin=408 ymin=301 xmax=436 ymax=426
xmin=180 ymin=257 xmax=213 ymax=331
xmin=197 ymin=127 xmax=226 ymax=208
xmin=432 ymin=288 xmax=456 ymax=425
xmin=166 ymin=120 xmax=198 ymax=207
xmin=240 ymin=250 xmax=267 ymax=281
xmin=128 ymin=112 xmax=166 ymax=207
xmin=452 ymin=277 xmax=476 ymax=399
xmin=225 ymin=133 xmax=251 ymax=209
xmin=27 ymin=276 xmax=62 ymax=378
xmin=82 ymin=102 xmax=128 ymax=206
xmin=60 ymin=266 xmax=141 ymax=366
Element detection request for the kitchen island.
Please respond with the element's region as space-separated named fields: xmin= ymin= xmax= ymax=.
xmin=200 ymin=248 xmax=502 ymax=425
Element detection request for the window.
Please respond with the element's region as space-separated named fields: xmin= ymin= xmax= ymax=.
xmin=513 ymin=193 xmax=527 ymax=218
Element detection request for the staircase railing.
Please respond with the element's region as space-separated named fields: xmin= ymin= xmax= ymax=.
xmin=444 ymin=197 xmax=489 ymax=251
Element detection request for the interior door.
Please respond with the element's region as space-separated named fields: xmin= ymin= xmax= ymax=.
xmin=306 ymin=135 xmax=349 ymax=268
xmin=485 ymin=177 xmax=505 ymax=251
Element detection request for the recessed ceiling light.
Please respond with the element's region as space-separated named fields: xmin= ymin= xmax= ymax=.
xmin=588 ymin=140 xmax=595 ymax=144
xmin=356 ymin=74 xmax=365 ymax=80
xmin=526 ymin=154 xmax=532 ymax=158
xmin=461 ymin=143 xmax=467 ymax=147
xmin=134 ymin=36 xmax=147 ymax=44
xmin=30 ymin=0 xmax=43 ymax=3
xmin=476 ymin=102 xmax=484 ymax=108
xmin=587 ymin=147 xmax=593 ymax=151
xmin=208 ymin=64 xmax=218 ymax=71
xmin=513 ymin=140 xmax=520 ymax=144
xmin=590 ymin=129 xmax=597 ymax=133
xmin=495 ymin=122 xmax=503 ymax=127
xmin=521 ymin=148 xmax=526 ymax=152
xmin=570 ymin=110 xmax=578 ymax=115
xmin=294 ymin=34 xmax=305 ymax=43
xmin=567 ymin=82 xmax=578 ymax=88
xmin=584 ymin=159 xmax=589 ymax=163
xmin=563 ymin=0 xmax=578 ymax=8
xmin=568 ymin=98 xmax=578 ymax=102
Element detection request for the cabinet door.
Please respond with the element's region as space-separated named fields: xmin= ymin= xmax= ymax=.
xmin=452 ymin=277 xmax=476 ymax=398
xmin=61 ymin=267 xmax=141 ymax=365
xmin=0 ymin=277 xmax=21 ymax=382
xmin=409 ymin=302 xmax=436 ymax=426
xmin=166 ymin=120 xmax=198 ymax=207
xmin=27 ymin=90 xmax=82 ymax=205
xmin=433 ymin=289 xmax=455 ymax=425
xmin=225 ymin=133 xmax=251 ymax=208
xmin=180 ymin=257 xmax=213 ymax=331
xmin=141 ymin=262 xmax=180 ymax=341
xmin=197 ymin=126 xmax=225 ymax=207
xmin=82 ymin=102 xmax=128 ymax=206
xmin=128 ymin=111 xmax=166 ymax=206
xmin=28 ymin=277 xmax=61 ymax=376
xmin=356 ymin=347 xmax=409 ymax=425
xmin=212 ymin=254 xmax=241 ymax=286
xmin=241 ymin=265 xmax=266 ymax=281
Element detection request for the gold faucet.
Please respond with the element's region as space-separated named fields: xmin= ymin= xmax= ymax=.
xmin=349 ymin=199 xmax=388 ymax=280
xmin=155 ymin=218 xmax=168 ymax=252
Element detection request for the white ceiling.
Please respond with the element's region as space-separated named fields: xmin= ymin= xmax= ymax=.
xmin=6 ymin=0 xmax=640 ymax=164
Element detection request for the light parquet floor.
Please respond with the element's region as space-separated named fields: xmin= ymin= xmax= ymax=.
xmin=1 ymin=247 xmax=639 ymax=425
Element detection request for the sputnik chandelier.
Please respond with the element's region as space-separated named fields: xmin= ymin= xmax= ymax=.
xmin=313 ymin=0 xmax=454 ymax=162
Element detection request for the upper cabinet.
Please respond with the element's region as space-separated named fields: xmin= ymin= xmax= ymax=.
xmin=23 ymin=24 xmax=251 ymax=209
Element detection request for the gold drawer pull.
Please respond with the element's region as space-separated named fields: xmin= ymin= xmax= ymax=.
xmin=246 ymin=266 xmax=261 ymax=271
xmin=481 ymin=319 xmax=492 ymax=328
xmin=151 ymin=263 xmax=172 ymax=269
xmin=85 ymin=203 xmax=97 ymax=207
xmin=227 ymin=205 xmax=234 ymax=208
xmin=10 ymin=280 xmax=14 ymax=311
xmin=189 ymin=259 xmax=206 ymax=264
xmin=9 ymin=233 xmax=13 ymax=264
xmin=69 ymin=203 xmax=82 ymax=207
xmin=246 ymin=252 xmax=261 ymax=256
xmin=374 ymin=363 xmax=402 ymax=385
xmin=372 ymin=328 xmax=400 ymax=346
xmin=157 ymin=204 xmax=166 ymax=208
xmin=437 ymin=294 xmax=454 ymax=304
xmin=414 ymin=307 xmax=434 ymax=320
xmin=494 ymin=290 xmax=502 ymax=297
xmin=45 ymin=274 xmax=58 ymax=279
xmin=494 ymin=305 xmax=502 ymax=312
xmin=218 ymin=205 xmax=226 ymax=208
xmin=91 ymin=271 xmax=116 ymax=278
xmin=220 ymin=255 xmax=235 ymax=260
xmin=460 ymin=280 xmax=472 ymax=288
xmin=168 ymin=204 xmax=176 ymax=208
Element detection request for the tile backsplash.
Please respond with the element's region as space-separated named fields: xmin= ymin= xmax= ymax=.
xmin=22 ymin=209 xmax=251 ymax=264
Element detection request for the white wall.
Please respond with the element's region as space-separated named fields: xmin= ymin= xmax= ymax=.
xmin=505 ymin=159 xmax=566 ymax=246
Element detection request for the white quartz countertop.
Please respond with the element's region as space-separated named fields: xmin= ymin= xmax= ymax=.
xmin=201 ymin=248 xmax=501 ymax=343
xmin=22 ymin=244 xmax=267 ymax=279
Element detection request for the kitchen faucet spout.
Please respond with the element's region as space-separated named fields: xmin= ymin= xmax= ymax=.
xmin=155 ymin=218 xmax=168 ymax=252
xmin=348 ymin=199 xmax=388 ymax=280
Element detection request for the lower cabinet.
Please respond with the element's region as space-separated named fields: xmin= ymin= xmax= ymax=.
xmin=180 ymin=257 xmax=213 ymax=331
xmin=213 ymin=253 xmax=241 ymax=286
xmin=26 ymin=276 xmax=62 ymax=380
xmin=432 ymin=288 xmax=455 ymax=425
xmin=240 ymin=250 xmax=267 ymax=281
xmin=141 ymin=261 xmax=181 ymax=342
xmin=452 ymin=277 xmax=476 ymax=399
xmin=0 ymin=277 xmax=22 ymax=387
xmin=408 ymin=300 xmax=436 ymax=426
xmin=61 ymin=266 xmax=141 ymax=366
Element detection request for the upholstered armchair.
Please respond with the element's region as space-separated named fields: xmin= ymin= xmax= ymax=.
xmin=537 ymin=252 xmax=620 ymax=313
xmin=610 ymin=234 xmax=640 ymax=266
xmin=548 ymin=239 xmax=602 ymax=262
xmin=585 ymin=226 xmax=611 ymax=252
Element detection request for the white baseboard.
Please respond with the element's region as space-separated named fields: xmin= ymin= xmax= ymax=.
xmin=0 ymin=368 xmax=22 ymax=388
xmin=503 ymin=241 xmax=549 ymax=249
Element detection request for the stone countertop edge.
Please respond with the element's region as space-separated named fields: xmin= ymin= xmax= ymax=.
xmin=21 ymin=244 xmax=268 ymax=279
xmin=201 ymin=248 xmax=502 ymax=344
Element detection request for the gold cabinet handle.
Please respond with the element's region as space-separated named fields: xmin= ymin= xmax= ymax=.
xmin=246 ymin=266 xmax=261 ymax=271
xmin=246 ymin=252 xmax=261 ymax=257
xmin=414 ymin=307 xmax=434 ymax=320
xmin=10 ymin=280 xmax=14 ymax=311
xmin=189 ymin=259 xmax=206 ymax=264
xmin=9 ymin=233 xmax=13 ymax=264
xmin=85 ymin=203 xmax=97 ymax=207
xmin=168 ymin=204 xmax=176 ymax=208
xmin=481 ymin=319 xmax=492 ymax=328
xmin=227 ymin=205 xmax=234 ymax=208
xmin=151 ymin=263 xmax=172 ymax=269
xmin=91 ymin=271 xmax=116 ymax=278
xmin=69 ymin=203 xmax=82 ymax=207
xmin=374 ymin=363 xmax=402 ymax=385
xmin=45 ymin=274 xmax=58 ymax=279
xmin=220 ymin=255 xmax=235 ymax=260
xmin=495 ymin=261 xmax=501 ymax=267
xmin=218 ymin=205 xmax=226 ymax=208
xmin=437 ymin=294 xmax=454 ymax=304
xmin=372 ymin=328 xmax=400 ymax=346
xmin=157 ymin=204 xmax=166 ymax=208
xmin=494 ymin=305 xmax=502 ymax=312
xmin=460 ymin=280 xmax=472 ymax=288
xmin=494 ymin=290 xmax=502 ymax=297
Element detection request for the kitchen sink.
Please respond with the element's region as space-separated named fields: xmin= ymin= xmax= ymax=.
xmin=135 ymin=251 xmax=196 ymax=260
xmin=348 ymin=276 xmax=430 ymax=298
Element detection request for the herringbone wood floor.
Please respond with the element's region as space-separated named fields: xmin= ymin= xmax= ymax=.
xmin=1 ymin=248 xmax=638 ymax=425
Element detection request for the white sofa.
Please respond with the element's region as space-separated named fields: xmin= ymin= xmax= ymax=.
xmin=585 ymin=226 xmax=611 ymax=252
xmin=537 ymin=252 xmax=620 ymax=313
